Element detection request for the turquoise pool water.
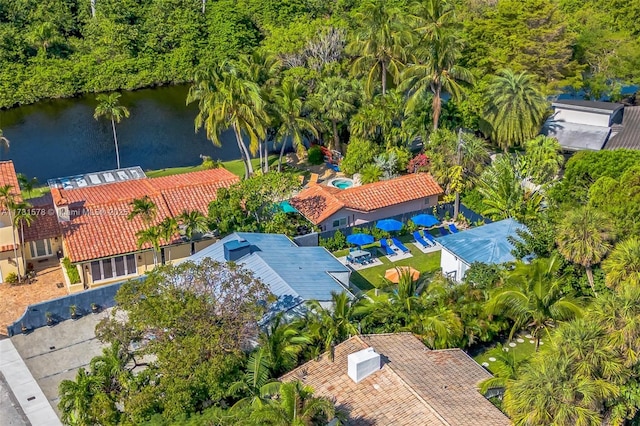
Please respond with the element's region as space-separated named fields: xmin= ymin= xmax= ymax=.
xmin=330 ymin=178 xmax=354 ymax=189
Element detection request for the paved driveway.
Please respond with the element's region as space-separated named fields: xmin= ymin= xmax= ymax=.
xmin=10 ymin=312 xmax=109 ymax=418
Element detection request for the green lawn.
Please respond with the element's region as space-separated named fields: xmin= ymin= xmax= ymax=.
xmin=335 ymin=237 xmax=441 ymax=291
xmin=473 ymin=333 xmax=539 ymax=372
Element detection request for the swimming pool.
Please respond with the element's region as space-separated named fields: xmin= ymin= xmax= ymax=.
xmin=329 ymin=178 xmax=355 ymax=189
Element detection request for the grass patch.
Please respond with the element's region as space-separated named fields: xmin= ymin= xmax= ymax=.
xmin=473 ymin=333 xmax=539 ymax=372
xmin=335 ymin=237 xmax=441 ymax=292
xmin=23 ymin=185 xmax=51 ymax=200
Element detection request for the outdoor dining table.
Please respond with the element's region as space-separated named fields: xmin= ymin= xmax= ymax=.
xmin=347 ymin=249 xmax=371 ymax=263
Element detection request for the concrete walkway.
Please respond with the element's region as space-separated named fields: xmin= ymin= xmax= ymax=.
xmin=0 ymin=339 xmax=60 ymax=425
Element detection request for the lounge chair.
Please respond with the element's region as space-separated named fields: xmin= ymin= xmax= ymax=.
xmin=380 ymin=239 xmax=395 ymax=256
xmin=391 ymin=237 xmax=410 ymax=254
xmin=423 ymin=232 xmax=437 ymax=246
xmin=438 ymin=226 xmax=449 ymax=236
xmin=413 ymin=231 xmax=431 ymax=248
xmin=448 ymin=223 xmax=460 ymax=233
xmin=308 ymin=173 xmax=319 ymax=186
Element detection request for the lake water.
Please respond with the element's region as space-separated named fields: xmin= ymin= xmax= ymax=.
xmin=0 ymin=85 xmax=251 ymax=181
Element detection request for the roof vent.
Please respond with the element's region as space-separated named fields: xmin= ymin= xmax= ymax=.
xmin=348 ymin=348 xmax=380 ymax=383
xmin=223 ymin=240 xmax=252 ymax=262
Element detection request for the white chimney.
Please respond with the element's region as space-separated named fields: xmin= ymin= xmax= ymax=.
xmin=348 ymin=348 xmax=381 ymax=383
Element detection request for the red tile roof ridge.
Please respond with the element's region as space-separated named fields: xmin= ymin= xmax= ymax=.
xmin=0 ymin=161 xmax=22 ymax=204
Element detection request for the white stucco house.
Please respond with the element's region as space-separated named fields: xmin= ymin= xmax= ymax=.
xmin=543 ymin=100 xmax=624 ymax=151
xmin=437 ymin=218 xmax=526 ymax=282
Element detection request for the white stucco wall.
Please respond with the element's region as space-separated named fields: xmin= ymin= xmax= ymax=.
xmin=554 ymin=108 xmax=611 ymax=127
xmin=440 ymin=247 xmax=470 ymax=283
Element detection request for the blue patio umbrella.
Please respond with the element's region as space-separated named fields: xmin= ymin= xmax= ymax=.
xmin=346 ymin=233 xmax=375 ymax=246
xmin=376 ymin=219 xmax=404 ymax=232
xmin=411 ymin=214 xmax=440 ymax=227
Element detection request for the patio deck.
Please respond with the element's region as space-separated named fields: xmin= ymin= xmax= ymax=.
xmin=0 ymin=262 xmax=67 ymax=337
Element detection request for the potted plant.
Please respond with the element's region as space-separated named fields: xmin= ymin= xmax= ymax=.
xmin=70 ymin=305 xmax=79 ymax=320
xmin=91 ymin=303 xmax=99 ymax=314
xmin=46 ymin=312 xmax=54 ymax=326
xmin=21 ymin=322 xmax=28 ymax=334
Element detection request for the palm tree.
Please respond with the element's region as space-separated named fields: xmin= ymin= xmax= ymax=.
xmin=13 ymin=202 xmax=34 ymax=275
xmin=0 ymin=128 xmax=9 ymax=160
xmin=259 ymin=314 xmax=311 ymax=376
xmin=602 ymin=237 xmax=640 ymax=290
xmin=521 ymin=135 xmax=564 ymax=184
xmin=17 ymin=174 xmax=38 ymax=198
xmin=0 ymin=185 xmax=21 ymax=281
xmin=310 ymin=77 xmax=359 ymax=153
xmin=591 ymin=285 xmax=640 ymax=368
xmin=94 ymin=93 xmax=130 ymax=169
xmin=475 ymin=154 xmax=544 ymax=222
xmin=178 ymin=210 xmax=208 ymax=242
xmin=410 ymin=0 xmax=457 ymax=43
xmin=503 ymin=352 xmax=617 ymax=425
xmin=483 ymin=69 xmax=549 ymax=151
xmin=306 ymin=292 xmax=359 ymax=361
xmin=157 ymin=217 xmax=178 ymax=263
xmin=136 ymin=226 xmax=162 ymax=266
xmin=478 ymin=344 xmax=526 ymax=395
xmin=401 ymin=33 xmax=473 ymax=130
xmin=187 ymin=62 xmax=268 ymax=179
xmin=127 ymin=196 xmax=157 ymax=227
xmin=239 ymin=52 xmax=281 ymax=173
xmin=556 ymin=206 xmax=613 ymax=296
xmin=227 ymin=348 xmax=281 ymax=409
xmin=89 ymin=342 xmax=132 ymax=396
xmin=29 ymin=22 xmax=61 ymax=55
xmin=346 ymin=0 xmax=410 ymax=96
xmin=250 ymin=380 xmax=336 ymax=426
xmin=273 ymin=80 xmax=319 ymax=172
xmin=486 ymin=256 xmax=583 ymax=350
xmin=58 ymin=367 xmax=100 ymax=426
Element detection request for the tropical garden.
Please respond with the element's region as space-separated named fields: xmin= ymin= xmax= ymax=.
xmin=0 ymin=0 xmax=636 ymax=424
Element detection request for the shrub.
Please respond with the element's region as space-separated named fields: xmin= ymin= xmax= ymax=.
xmin=340 ymin=138 xmax=378 ymax=175
xmin=360 ymin=164 xmax=383 ymax=184
xmin=5 ymin=272 xmax=18 ymax=284
xmin=407 ymin=153 xmax=430 ymax=173
xmin=200 ymin=155 xmax=219 ymax=170
xmin=319 ymin=230 xmax=348 ymax=252
xmin=307 ymin=146 xmax=324 ymax=165
xmin=62 ymin=257 xmax=81 ymax=284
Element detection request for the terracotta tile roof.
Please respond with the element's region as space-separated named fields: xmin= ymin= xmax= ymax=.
xmin=290 ymin=174 xmax=443 ymax=225
xmin=0 ymin=244 xmax=17 ymax=253
xmin=281 ymin=333 xmax=510 ymax=426
xmin=0 ymin=161 xmax=22 ymax=204
xmin=288 ymin=184 xmax=345 ymax=223
xmin=21 ymin=194 xmax=61 ymax=242
xmin=57 ymin=169 xmax=239 ymax=263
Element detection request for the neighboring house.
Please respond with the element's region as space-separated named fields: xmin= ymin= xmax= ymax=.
xmin=26 ymin=167 xmax=240 ymax=291
xmin=290 ymin=173 xmax=443 ymax=231
xmin=437 ymin=218 xmax=526 ymax=282
xmin=606 ymin=105 xmax=640 ymax=150
xmin=281 ymin=333 xmax=510 ymax=425
xmin=187 ymin=232 xmax=353 ymax=319
xmin=0 ymin=161 xmax=25 ymax=281
xmin=543 ymin=100 xmax=624 ymax=151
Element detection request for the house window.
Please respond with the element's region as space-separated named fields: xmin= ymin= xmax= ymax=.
xmin=332 ymin=217 xmax=347 ymax=228
xmin=90 ymin=254 xmax=137 ymax=282
xmin=446 ymin=270 xmax=457 ymax=280
xmin=29 ymin=239 xmax=53 ymax=258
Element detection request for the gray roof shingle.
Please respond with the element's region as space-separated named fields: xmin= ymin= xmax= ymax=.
xmin=605 ymin=106 xmax=640 ymax=150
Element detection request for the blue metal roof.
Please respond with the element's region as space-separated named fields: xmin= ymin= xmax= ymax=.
xmin=188 ymin=233 xmax=351 ymax=303
xmin=437 ymin=219 xmax=526 ymax=265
